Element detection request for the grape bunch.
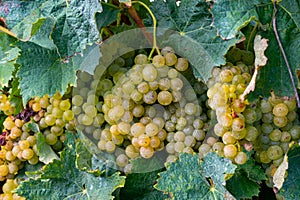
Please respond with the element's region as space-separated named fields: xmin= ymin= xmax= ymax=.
xmin=73 ymin=46 xmax=210 ymax=171
xmin=202 ymin=54 xmax=258 ymax=164
xmin=253 ymin=95 xmax=300 ymax=187
xmin=0 ymin=92 xmax=75 ymax=184
xmin=0 ymin=179 xmax=25 ymax=200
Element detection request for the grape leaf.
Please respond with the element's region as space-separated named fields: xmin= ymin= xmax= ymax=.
xmin=16 ymin=41 xmax=78 ymax=104
xmin=96 ymin=2 xmax=120 ymax=32
xmin=226 ymin=155 xmax=266 ymax=199
xmin=120 ymin=170 xmax=170 ymax=200
xmin=211 ymin=0 xmax=269 ymax=40
xmin=279 ymin=146 xmax=300 ymax=199
xmin=16 ymin=133 xmax=126 ymax=200
xmin=155 ymin=153 xmax=235 ymax=199
xmin=0 ymin=32 xmax=19 ymax=89
xmin=37 ymin=132 xmax=60 ymax=164
xmin=148 ymin=0 xmax=240 ymax=82
xmin=0 ymin=1 xmax=47 ymax=32
xmin=130 ymin=151 xmax=167 ymax=173
xmin=9 ymin=76 xmax=23 ymax=115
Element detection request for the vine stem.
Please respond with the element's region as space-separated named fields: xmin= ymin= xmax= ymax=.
xmin=272 ymin=0 xmax=300 ymax=107
xmin=131 ymin=1 xmax=161 ymax=59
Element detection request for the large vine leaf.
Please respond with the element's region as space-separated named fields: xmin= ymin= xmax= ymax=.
xmin=212 ymin=0 xmax=300 ymax=99
xmin=155 ymin=153 xmax=236 ymax=199
xmin=211 ymin=0 xmax=269 ymax=40
xmin=278 ymin=146 xmax=300 ymax=199
xmin=16 ymin=133 xmax=126 ymax=200
xmin=148 ymin=0 xmax=240 ymax=82
xmin=16 ymin=42 xmax=78 ymax=104
xmin=0 ymin=32 xmax=19 ymax=89
xmin=226 ymin=154 xmax=267 ymax=199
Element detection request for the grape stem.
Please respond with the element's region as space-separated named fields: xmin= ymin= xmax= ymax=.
xmin=131 ymin=1 xmax=161 ymax=59
xmin=272 ymin=0 xmax=300 ymax=107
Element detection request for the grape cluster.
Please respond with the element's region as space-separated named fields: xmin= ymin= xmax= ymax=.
xmin=0 ymin=92 xmax=75 ymax=184
xmin=203 ymin=61 xmax=256 ymax=164
xmin=0 ymin=94 xmax=15 ymax=116
xmin=74 ymin=46 xmax=210 ymax=171
xmin=253 ymin=96 xmax=300 ymax=187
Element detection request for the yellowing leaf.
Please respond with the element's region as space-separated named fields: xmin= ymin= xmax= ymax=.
xmin=273 ymin=153 xmax=288 ymax=190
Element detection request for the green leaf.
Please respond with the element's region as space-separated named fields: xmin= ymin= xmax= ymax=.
xmin=72 ymin=44 xmax=101 ymax=75
xmin=211 ymin=0 xmax=269 ymax=39
xmin=16 ymin=133 xmax=126 ymax=200
xmin=0 ymin=1 xmax=47 ymax=30
xmin=37 ymin=132 xmax=60 ymax=164
xmin=279 ymin=146 xmax=300 ymax=199
xmin=96 ymin=2 xmax=120 ymax=32
xmin=226 ymin=154 xmax=266 ymax=200
xmin=251 ymin=2 xmax=300 ymax=98
xmin=9 ymin=77 xmax=23 ymax=115
xmin=17 ymin=41 xmax=78 ymax=104
xmin=148 ymin=0 xmax=239 ymax=82
xmin=155 ymin=153 xmax=235 ymax=200
xmin=0 ymin=32 xmax=19 ymax=89
xmin=49 ymin=0 xmax=102 ymax=57
xmin=120 ymin=170 xmax=169 ymax=200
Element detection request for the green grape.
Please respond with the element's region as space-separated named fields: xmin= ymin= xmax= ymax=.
xmin=290 ymin=125 xmax=300 ymax=140
xmin=184 ymin=135 xmax=196 ymax=147
xmin=97 ymin=140 xmax=106 ymax=151
xmin=81 ymin=114 xmax=93 ymax=126
xmin=166 ymin=155 xmax=177 ymax=163
xmin=157 ymin=129 xmax=167 ymax=141
xmin=184 ymin=103 xmax=197 ymax=115
xmin=117 ymin=122 xmax=130 ymax=135
xmin=142 ymin=64 xmax=157 ymax=82
xmin=44 ymin=114 xmax=56 ymax=126
xmin=174 ymin=142 xmax=185 ymax=153
xmin=157 ymin=91 xmax=172 ymax=106
xmin=219 ymin=69 xmax=234 ymax=83
xmin=125 ymin=145 xmax=139 ymax=159
xmin=193 ymin=129 xmax=205 ymax=141
xmin=46 ymin=133 xmax=58 ymax=145
xmin=140 ymin=146 xmax=154 ymax=159
xmin=158 ymin=78 xmax=171 ymax=91
xmin=170 ymin=78 xmax=183 ymax=91
xmin=59 ymin=100 xmax=71 ymax=111
xmin=143 ymin=91 xmax=157 ymax=104
xmin=218 ymin=113 xmax=233 ymax=127
xmin=193 ymin=119 xmax=204 ymax=130
xmin=164 ymin=52 xmax=177 ymax=66
xmin=232 ymin=99 xmax=246 ymax=113
xmin=273 ymin=116 xmax=288 ymax=128
xmin=122 ymin=80 xmax=135 ymax=94
xmin=152 ymin=54 xmax=165 ymax=67
xmin=234 ymin=151 xmax=247 ymax=165
xmin=22 ymin=149 xmax=34 ymax=160
xmin=280 ymin=131 xmax=291 ymax=142
xmin=134 ymin=54 xmax=148 ymax=64
xmin=166 ymin=142 xmax=175 ymax=154
xmin=0 ymin=165 xmax=9 ymax=176
xmin=231 ymin=117 xmax=245 ymax=132
xmin=198 ymin=144 xmax=211 ymax=159
xmin=130 ymin=90 xmax=143 ymax=102
xmin=213 ymin=123 xmax=226 ymax=137
xmin=222 ymin=132 xmax=236 ymax=144
xmin=223 ymin=144 xmax=237 ymax=158
xmin=260 ymin=99 xmax=272 ymax=113
xmin=171 ymin=91 xmax=182 ymax=102
xmin=173 ymin=131 xmax=185 ymax=142
xmin=5 ymin=151 xmax=16 ymax=162
xmin=18 ymin=140 xmax=30 ymax=150
xmin=138 ymin=134 xmax=150 ymax=147
xmin=212 ymin=142 xmax=224 ymax=154
xmin=137 ymin=82 xmax=150 ymax=94
xmin=108 ymin=105 xmax=125 ymax=121
xmin=116 ymin=154 xmax=129 ymax=167
xmin=168 ymin=68 xmax=178 ymax=79
xmin=175 ymin=58 xmax=188 ymax=71
xmin=161 ymin=46 xmax=174 ymax=56
xmin=132 ymin=104 xmax=145 ymax=118
xmin=105 ymin=141 xmax=116 ymax=153
xmin=32 ymin=102 xmax=41 ymax=112
xmin=261 ymin=123 xmax=274 ymax=134
xmin=269 ymin=129 xmax=282 ymax=142
xmin=245 ymin=126 xmax=259 ymax=142
xmin=267 ymin=145 xmax=283 ymax=160
xmin=284 ymin=99 xmax=296 ymax=111
xmin=150 ymin=136 xmax=161 ymax=148
xmin=206 ymin=136 xmax=218 ymax=147
xmin=273 ymin=103 xmax=289 ymax=117
xmin=287 ymin=111 xmax=297 ymax=122
xmin=8 ymin=163 xmax=18 ymax=174
xmin=145 ymin=122 xmax=159 ymax=137
xmin=262 ymin=112 xmax=274 ymax=124
xmin=52 ymin=107 xmax=63 ymax=118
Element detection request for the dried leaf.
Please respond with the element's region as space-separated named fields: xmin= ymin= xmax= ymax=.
xmin=240 ymin=35 xmax=268 ymax=101
xmin=273 ymin=153 xmax=288 ymax=191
